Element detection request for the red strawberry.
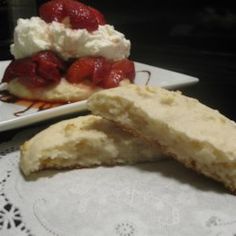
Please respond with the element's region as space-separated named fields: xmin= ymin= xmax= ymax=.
xmin=64 ymin=0 xmax=98 ymax=31
xmin=66 ymin=57 xmax=94 ymax=83
xmin=2 ymin=58 xmax=36 ymax=83
xmin=32 ymin=50 xmax=65 ymax=83
xmin=88 ymin=6 xmax=106 ymax=25
xmin=39 ymin=0 xmax=105 ymax=31
xmin=2 ymin=58 xmax=51 ymax=88
xmin=112 ymin=59 xmax=135 ymax=81
xmin=39 ymin=0 xmax=66 ymax=23
xmin=66 ymin=56 xmax=112 ymax=84
xmin=93 ymin=57 xmax=111 ymax=85
xmin=101 ymin=69 xmax=124 ymax=88
xmin=32 ymin=50 xmax=65 ymax=70
xmin=2 ymin=51 xmax=65 ymax=88
xmin=32 ymin=50 xmax=65 ymax=85
xmin=36 ymin=60 xmax=61 ymax=83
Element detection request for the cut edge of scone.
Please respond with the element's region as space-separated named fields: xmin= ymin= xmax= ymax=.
xmin=87 ymin=84 xmax=236 ymax=193
xmin=20 ymin=115 xmax=162 ymax=176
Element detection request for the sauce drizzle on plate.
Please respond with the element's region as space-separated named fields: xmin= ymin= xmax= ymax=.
xmin=0 ymin=89 xmax=64 ymax=117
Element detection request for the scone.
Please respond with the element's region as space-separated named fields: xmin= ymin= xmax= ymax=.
xmin=88 ymin=84 xmax=236 ymax=193
xmin=2 ymin=0 xmax=134 ymax=103
xmin=20 ymin=115 xmax=162 ymax=176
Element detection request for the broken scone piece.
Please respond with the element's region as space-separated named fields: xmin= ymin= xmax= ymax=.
xmin=20 ymin=115 xmax=162 ymax=176
xmin=88 ymin=84 xmax=236 ymax=193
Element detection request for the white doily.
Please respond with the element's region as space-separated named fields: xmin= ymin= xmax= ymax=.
xmin=1 ymin=127 xmax=236 ymax=236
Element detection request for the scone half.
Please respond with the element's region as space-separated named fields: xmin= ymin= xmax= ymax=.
xmin=20 ymin=115 xmax=162 ymax=176
xmin=88 ymin=85 xmax=236 ymax=193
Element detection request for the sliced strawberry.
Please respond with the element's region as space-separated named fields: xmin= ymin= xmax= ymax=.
xmin=64 ymin=0 xmax=98 ymax=31
xmin=66 ymin=57 xmax=135 ymax=88
xmin=101 ymin=69 xmax=125 ymax=88
xmin=88 ymin=6 xmax=106 ymax=25
xmin=112 ymin=59 xmax=135 ymax=81
xmin=2 ymin=51 xmax=65 ymax=88
xmin=39 ymin=0 xmax=103 ymax=31
xmin=32 ymin=50 xmax=65 ymax=84
xmin=66 ymin=57 xmax=94 ymax=83
xmin=36 ymin=60 xmax=61 ymax=83
xmin=2 ymin=58 xmax=36 ymax=83
xmin=32 ymin=50 xmax=66 ymax=83
xmin=32 ymin=50 xmax=65 ymax=71
xmin=93 ymin=57 xmax=111 ymax=85
xmin=39 ymin=0 xmax=66 ymax=23
xmin=2 ymin=59 xmax=51 ymax=88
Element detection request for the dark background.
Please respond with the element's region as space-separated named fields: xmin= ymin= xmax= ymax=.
xmin=1 ymin=0 xmax=236 ymax=125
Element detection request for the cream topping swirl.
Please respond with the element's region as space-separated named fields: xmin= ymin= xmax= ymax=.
xmin=11 ymin=17 xmax=131 ymax=61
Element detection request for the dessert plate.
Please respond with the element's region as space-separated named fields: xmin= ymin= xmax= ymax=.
xmin=0 ymin=60 xmax=199 ymax=132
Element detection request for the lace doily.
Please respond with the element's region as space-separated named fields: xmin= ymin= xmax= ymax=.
xmin=1 ymin=127 xmax=236 ymax=236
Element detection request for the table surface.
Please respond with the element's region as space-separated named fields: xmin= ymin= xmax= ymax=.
xmin=0 ymin=0 xmax=235 ymax=143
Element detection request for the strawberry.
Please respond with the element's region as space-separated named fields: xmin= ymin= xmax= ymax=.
xmin=39 ymin=0 xmax=66 ymax=23
xmin=112 ymin=59 xmax=135 ymax=81
xmin=88 ymin=6 xmax=106 ymax=25
xmin=32 ymin=50 xmax=66 ymax=83
xmin=66 ymin=57 xmax=135 ymax=89
xmin=2 ymin=59 xmax=51 ymax=88
xmin=64 ymin=0 xmax=98 ymax=31
xmin=2 ymin=58 xmax=36 ymax=83
xmin=93 ymin=57 xmax=111 ymax=85
xmin=66 ymin=56 xmax=112 ymax=84
xmin=39 ymin=0 xmax=106 ymax=31
xmin=32 ymin=50 xmax=65 ymax=70
xmin=2 ymin=51 xmax=65 ymax=88
xmin=66 ymin=57 xmax=94 ymax=83
xmin=100 ymin=59 xmax=135 ymax=88
xmin=101 ymin=69 xmax=125 ymax=88
xmin=36 ymin=60 xmax=61 ymax=83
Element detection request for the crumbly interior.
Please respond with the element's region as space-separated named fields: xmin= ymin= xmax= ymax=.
xmin=20 ymin=115 xmax=162 ymax=176
xmin=88 ymin=85 xmax=236 ymax=192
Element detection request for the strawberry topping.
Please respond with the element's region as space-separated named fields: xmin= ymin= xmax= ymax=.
xmin=92 ymin=57 xmax=111 ymax=85
xmin=88 ymin=6 xmax=106 ymax=25
xmin=66 ymin=56 xmax=135 ymax=88
xmin=112 ymin=59 xmax=135 ymax=82
xmin=66 ymin=57 xmax=94 ymax=83
xmin=101 ymin=69 xmax=125 ymax=88
xmin=2 ymin=51 xmax=66 ymax=88
xmin=3 ymin=51 xmax=134 ymax=90
xmin=39 ymin=0 xmax=106 ymax=31
xmin=2 ymin=58 xmax=36 ymax=84
xmin=39 ymin=0 xmax=65 ymax=23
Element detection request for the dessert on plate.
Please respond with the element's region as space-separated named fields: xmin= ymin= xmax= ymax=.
xmin=2 ymin=0 xmax=135 ymax=103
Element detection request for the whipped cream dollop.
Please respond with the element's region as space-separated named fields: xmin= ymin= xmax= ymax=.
xmin=10 ymin=17 xmax=131 ymax=61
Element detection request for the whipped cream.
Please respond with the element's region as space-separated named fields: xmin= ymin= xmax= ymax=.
xmin=10 ymin=17 xmax=51 ymax=59
xmin=11 ymin=17 xmax=131 ymax=61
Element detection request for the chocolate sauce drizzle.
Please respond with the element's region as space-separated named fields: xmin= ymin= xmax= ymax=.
xmin=0 ymin=89 xmax=62 ymax=117
xmin=136 ymin=70 xmax=151 ymax=85
xmin=14 ymin=103 xmax=35 ymax=117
